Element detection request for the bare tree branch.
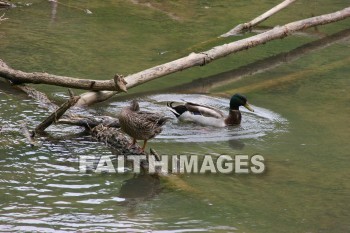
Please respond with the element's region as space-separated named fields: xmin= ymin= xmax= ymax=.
xmin=0 ymin=63 xmax=115 ymax=90
xmin=0 ymin=13 xmax=8 ymax=22
xmin=164 ymin=28 xmax=350 ymax=94
xmin=13 ymin=85 xmax=58 ymax=111
xmin=0 ymin=1 xmax=11 ymax=9
xmin=19 ymin=121 xmax=38 ymax=147
xmin=220 ymin=0 xmax=297 ymax=37
xmin=34 ymin=90 xmax=80 ymax=134
xmin=57 ymin=116 xmax=120 ymax=129
xmin=76 ymin=7 xmax=350 ymax=106
xmin=1 ymin=7 xmax=349 ymax=107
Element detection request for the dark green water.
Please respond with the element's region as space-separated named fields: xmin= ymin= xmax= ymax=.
xmin=1 ymin=0 xmax=349 ymax=232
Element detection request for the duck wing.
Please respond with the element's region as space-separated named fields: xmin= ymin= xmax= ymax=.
xmin=184 ymin=101 xmax=225 ymax=119
xmin=136 ymin=111 xmax=170 ymax=127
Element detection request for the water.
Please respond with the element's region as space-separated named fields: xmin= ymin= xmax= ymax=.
xmin=1 ymin=0 xmax=350 ymax=232
xmin=107 ymin=94 xmax=287 ymax=143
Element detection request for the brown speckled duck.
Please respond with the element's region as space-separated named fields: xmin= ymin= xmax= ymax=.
xmin=118 ymin=100 xmax=170 ymax=151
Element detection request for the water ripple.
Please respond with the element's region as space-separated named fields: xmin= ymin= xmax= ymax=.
xmin=109 ymin=94 xmax=288 ymax=142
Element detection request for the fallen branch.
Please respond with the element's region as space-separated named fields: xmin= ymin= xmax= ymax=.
xmin=166 ymin=28 xmax=350 ymax=93
xmin=57 ymin=116 xmax=120 ymax=129
xmin=14 ymin=84 xmax=58 ymax=111
xmin=11 ymin=82 xmax=146 ymax=160
xmin=89 ymin=6 xmax=350 ymax=89
xmin=1 ymin=7 xmax=349 ymax=107
xmin=19 ymin=121 xmax=38 ymax=147
xmin=0 ymin=1 xmax=11 ymax=9
xmin=220 ymin=0 xmax=296 ymax=37
xmin=10 ymin=76 xmax=197 ymax=191
xmin=75 ymin=6 xmax=350 ymax=106
xmin=251 ymin=26 xmax=327 ymax=39
xmin=226 ymin=56 xmax=350 ymax=95
xmin=0 ymin=13 xmax=8 ymax=22
xmin=34 ymin=90 xmax=80 ymax=134
xmin=91 ymin=125 xmax=145 ymax=156
xmin=77 ymin=90 xmax=117 ymax=106
xmin=0 ymin=61 xmax=124 ymax=91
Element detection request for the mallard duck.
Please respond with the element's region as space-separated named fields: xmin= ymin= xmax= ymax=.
xmin=118 ymin=100 xmax=169 ymax=151
xmin=167 ymin=93 xmax=254 ymax=127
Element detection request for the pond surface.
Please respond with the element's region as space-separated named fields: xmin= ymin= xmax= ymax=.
xmin=1 ymin=0 xmax=350 ymax=232
xmin=108 ymin=94 xmax=287 ymax=143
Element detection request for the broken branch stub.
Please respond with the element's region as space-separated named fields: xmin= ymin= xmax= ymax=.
xmin=1 ymin=7 xmax=349 ymax=107
xmin=113 ymin=74 xmax=128 ymax=92
xmin=220 ymin=0 xmax=297 ymax=37
xmin=0 ymin=1 xmax=11 ymax=9
xmin=34 ymin=91 xmax=80 ymax=134
xmin=75 ymin=7 xmax=350 ymax=106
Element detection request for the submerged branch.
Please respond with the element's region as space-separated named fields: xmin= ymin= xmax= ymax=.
xmin=86 ymin=6 xmax=350 ymax=89
xmin=75 ymin=7 xmax=350 ymax=106
xmin=13 ymin=84 xmax=58 ymax=111
xmin=0 ymin=7 xmax=349 ymax=107
xmin=91 ymin=125 xmax=145 ymax=156
xmin=34 ymin=90 xmax=80 ymax=134
xmin=0 ymin=1 xmax=11 ymax=9
xmin=220 ymin=0 xmax=296 ymax=37
xmin=0 ymin=13 xmax=8 ymax=22
xmin=225 ymin=56 xmax=350 ymax=94
xmin=169 ymin=28 xmax=350 ymax=93
xmin=6 ymin=69 xmax=197 ymax=191
xmin=57 ymin=116 xmax=120 ymax=129
xmin=19 ymin=121 xmax=38 ymax=147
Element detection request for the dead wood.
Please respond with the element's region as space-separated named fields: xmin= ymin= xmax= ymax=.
xmin=19 ymin=121 xmax=38 ymax=147
xmin=0 ymin=60 xmax=116 ymax=91
xmin=34 ymin=90 xmax=80 ymax=134
xmin=1 ymin=7 xmax=349 ymax=107
xmin=0 ymin=13 xmax=8 ymax=22
xmin=14 ymin=85 xmax=58 ymax=111
xmin=167 ymin=28 xmax=350 ymax=93
xmin=220 ymin=0 xmax=296 ymax=37
xmin=57 ymin=116 xmax=120 ymax=129
xmin=74 ymin=7 xmax=350 ymax=106
xmin=91 ymin=125 xmax=145 ymax=156
xmin=0 ymin=1 xmax=11 ymax=9
xmin=226 ymin=57 xmax=350 ymax=94
xmin=94 ymin=27 xmax=350 ymax=99
xmin=90 ymin=125 xmax=154 ymax=174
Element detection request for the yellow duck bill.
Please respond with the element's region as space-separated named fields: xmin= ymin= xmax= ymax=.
xmin=244 ymin=103 xmax=254 ymax=112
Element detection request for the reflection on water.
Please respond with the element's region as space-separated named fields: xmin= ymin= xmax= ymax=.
xmin=228 ymin=139 xmax=245 ymax=150
xmin=0 ymin=88 xmax=289 ymax=231
xmin=122 ymin=28 xmax=350 ymax=96
xmin=1 ymin=0 xmax=349 ymax=232
xmin=119 ymin=174 xmax=161 ymax=199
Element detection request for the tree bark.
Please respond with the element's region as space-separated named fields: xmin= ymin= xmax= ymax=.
xmin=0 ymin=13 xmax=8 ymax=22
xmin=0 ymin=62 xmax=117 ymax=91
xmin=76 ymin=6 xmax=350 ymax=106
xmin=34 ymin=91 xmax=80 ymax=134
xmin=14 ymin=85 xmax=59 ymax=111
xmin=1 ymin=7 xmax=349 ymax=106
xmin=57 ymin=116 xmax=120 ymax=129
xmin=19 ymin=121 xmax=38 ymax=147
xmin=166 ymin=28 xmax=350 ymax=94
xmin=220 ymin=0 xmax=296 ymax=37
xmin=0 ymin=1 xmax=11 ymax=9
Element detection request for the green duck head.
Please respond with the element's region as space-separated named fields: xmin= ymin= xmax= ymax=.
xmin=230 ymin=93 xmax=254 ymax=112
